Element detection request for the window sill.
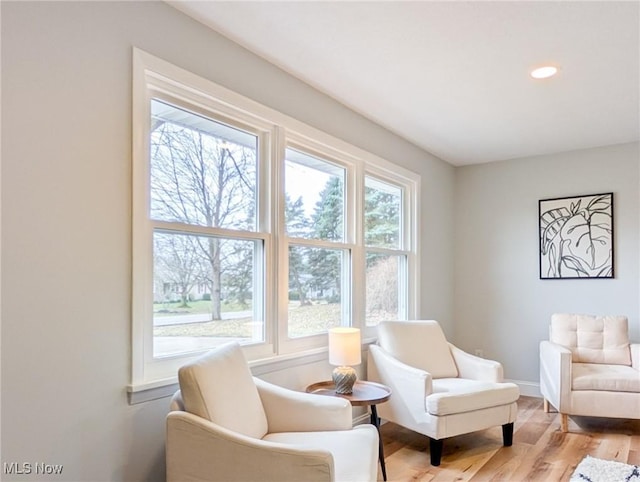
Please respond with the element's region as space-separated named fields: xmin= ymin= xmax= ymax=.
xmin=127 ymin=339 xmax=375 ymax=405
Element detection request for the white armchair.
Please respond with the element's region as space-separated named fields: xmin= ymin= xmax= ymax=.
xmin=167 ymin=342 xmax=379 ymax=482
xmin=367 ymin=321 xmax=519 ymax=466
xmin=540 ymin=313 xmax=640 ymax=432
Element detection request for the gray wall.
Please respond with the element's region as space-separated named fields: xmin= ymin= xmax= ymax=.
xmin=1 ymin=2 xmax=454 ymax=481
xmin=454 ymin=142 xmax=640 ymax=387
xmin=4 ymin=2 xmax=637 ymax=481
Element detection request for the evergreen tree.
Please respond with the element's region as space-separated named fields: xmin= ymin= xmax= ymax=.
xmin=364 ymin=186 xmax=400 ymax=248
xmin=286 ymin=194 xmax=311 ymax=305
xmin=286 ymin=195 xmax=310 ymax=237
xmin=312 ymin=177 xmax=344 ymax=241
xmin=223 ymin=205 xmax=257 ymax=309
xmin=309 ymin=177 xmax=344 ymax=302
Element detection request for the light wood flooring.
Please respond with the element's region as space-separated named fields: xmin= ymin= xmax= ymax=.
xmin=377 ymin=396 xmax=640 ymax=481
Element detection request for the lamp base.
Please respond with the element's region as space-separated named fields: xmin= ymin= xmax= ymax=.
xmin=332 ymin=366 xmax=357 ymax=394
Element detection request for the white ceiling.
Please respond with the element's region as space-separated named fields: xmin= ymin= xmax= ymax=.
xmin=169 ymin=1 xmax=639 ymax=166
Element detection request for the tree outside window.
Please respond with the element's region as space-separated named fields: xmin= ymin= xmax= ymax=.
xmin=149 ymin=100 xmax=262 ymax=357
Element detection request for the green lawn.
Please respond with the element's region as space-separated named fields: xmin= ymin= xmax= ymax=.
xmin=154 ymin=302 xmax=342 ymax=338
xmin=154 ymin=299 xmax=250 ymax=316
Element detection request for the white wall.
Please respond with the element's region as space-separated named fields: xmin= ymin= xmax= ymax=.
xmin=0 ymin=2 xmax=454 ymax=481
xmin=454 ymin=142 xmax=640 ymax=389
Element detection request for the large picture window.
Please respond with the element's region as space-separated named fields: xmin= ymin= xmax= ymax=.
xmin=131 ymin=49 xmax=419 ymax=389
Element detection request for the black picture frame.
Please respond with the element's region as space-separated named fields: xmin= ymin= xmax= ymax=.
xmin=539 ymin=192 xmax=614 ymax=279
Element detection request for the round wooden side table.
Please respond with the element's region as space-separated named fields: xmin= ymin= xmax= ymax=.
xmin=306 ymin=380 xmax=392 ymax=481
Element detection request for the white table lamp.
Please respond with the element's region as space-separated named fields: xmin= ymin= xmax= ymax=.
xmin=329 ymin=327 xmax=361 ymax=394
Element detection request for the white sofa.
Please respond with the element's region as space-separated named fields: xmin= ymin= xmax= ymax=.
xmin=167 ymin=342 xmax=379 ymax=482
xmin=540 ymin=313 xmax=640 ymax=432
xmin=367 ymin=320 xmax=520 ymax=466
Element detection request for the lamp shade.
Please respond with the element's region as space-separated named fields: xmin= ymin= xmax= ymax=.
xmin=329 ymin=327 xmax=361 ymax=366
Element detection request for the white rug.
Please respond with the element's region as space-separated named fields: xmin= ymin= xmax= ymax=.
xmin=570 ymin=456 xmax=640 ymax=482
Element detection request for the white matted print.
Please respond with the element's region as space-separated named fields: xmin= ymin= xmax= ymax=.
xmin=539 ymin=192 xmax=614 ymax=279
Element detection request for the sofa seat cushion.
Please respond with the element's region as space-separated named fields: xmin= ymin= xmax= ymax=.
xmin=427 ymin=378 xmax=520 ymax=416
xmin=264 ymin=425 xmax=378 ymax=482
xmin=572 ymin=363 xmax=640 ymax=392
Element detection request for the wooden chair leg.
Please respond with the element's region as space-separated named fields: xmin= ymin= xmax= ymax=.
xmin=560 ymin=413 xmax=568 ymax=432
xmin=502 ymin=422 xmax=514 ymax=446
xmin=429 ymin=438 xmax=443 ymax=466
xmin=543 ymin=398 xmax=549 ymax=413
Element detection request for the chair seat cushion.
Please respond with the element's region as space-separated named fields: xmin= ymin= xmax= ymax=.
xmin=572 ymin=363 xmax=640 ymax=392
xmin=427 ymin=378 xmax=520 ymax=416
xmin=264 ymin=425 xmax=378 ymax=482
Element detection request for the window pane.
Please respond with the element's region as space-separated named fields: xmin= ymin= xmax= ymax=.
xmin=288 ymin=245 xmax=345 ymax=337
xmin=150 ymin=99 xmax=257 ymax=230
xmin=364 ymin=177 xmax=402 ymax=248
xmin=285 ymin=148 xmax=345 ymax=241
xmin=365 ymin=253 xmax=404 ymax=326
xmin=153 ymin=232 xmax=263 ymax=357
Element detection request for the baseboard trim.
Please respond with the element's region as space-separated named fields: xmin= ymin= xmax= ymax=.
xmin=507 ymin=379 xmax=541 ymax=398
xmin=353 ymin=413 xmax=372 ymax=426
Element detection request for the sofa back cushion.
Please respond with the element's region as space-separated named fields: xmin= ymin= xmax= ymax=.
xmin=178 ymin=342 xmax=268 ymax=439
xmin=377 ymin=321 xmax=458 ymax=378
xmin=551 ymin=313 xmax=631 ymax=365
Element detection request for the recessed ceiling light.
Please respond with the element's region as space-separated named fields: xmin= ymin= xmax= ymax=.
xmin=530 ymin=66 xmax=558 ymax=79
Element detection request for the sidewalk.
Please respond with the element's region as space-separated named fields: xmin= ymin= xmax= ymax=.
xmin=154 ymin=310 xmax=253 ymax=326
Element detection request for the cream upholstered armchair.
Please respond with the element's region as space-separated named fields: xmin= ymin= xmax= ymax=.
xmin=367 ymin=321 xmax=520 ymax=466
xmin=166 ymin=342 xmax=378 ymax=482
xmin=540 ymin=313 xmax=640 ymax=432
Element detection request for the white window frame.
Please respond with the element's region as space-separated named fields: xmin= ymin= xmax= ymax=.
xmin=132 ymin=50 xmax=276 ymax=388
xmin=130 ymin=48 xmax=420 ymax=392
xmin=362 ymin=170 xmax=416 ymax=327
xmin=278 ymin=136 xmax=358 ymax=354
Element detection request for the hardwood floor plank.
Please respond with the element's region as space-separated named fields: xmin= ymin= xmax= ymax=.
xmin=629 ymin=433 xmax=640 ymax=465
xmin=429 ymin=446 xmax=497 ymax=482
xmin=508 ymin=425 xmax=569 ymax=481
xmin=378 ymin=396 xmax=640 ymax=482
xmin=384 ymin=445 xmax=445 ymax=482
xmin=514 ymin=421 xmax=551 ymax=446
xmin=589 ymin=432 xmax=630 ymax=463
xmin=469 ymin=444 xmax=529 ymax=481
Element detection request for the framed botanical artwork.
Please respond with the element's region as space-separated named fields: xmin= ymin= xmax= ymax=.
xmin=539 ymin=192 xmax=614 ymax=279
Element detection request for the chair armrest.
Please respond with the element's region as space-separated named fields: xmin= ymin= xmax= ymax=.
xmin=539 ymin=340 xmax=572 ymax=412
xmin=254 ymin=377 xmax=352 ymax=433
xmin=368 ymin=344 xmax=431 ymax=411
xmin=631 ymin=343 xmax=640 ymax=371
xmin=170 ymin=390 xmax=184 ymax=411
xmin=449 ymin=344 xmax=504 ymax=382
xmin=167 ymin=411 xmax=334 ymax=482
